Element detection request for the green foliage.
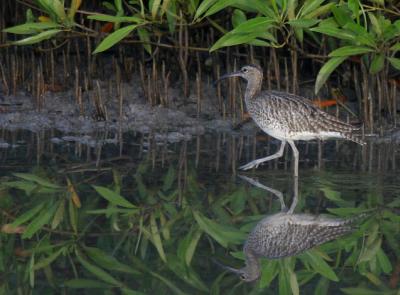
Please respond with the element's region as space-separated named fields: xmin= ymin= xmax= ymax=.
xmin=1 ymin=165 xmax=398 ymax=294
xmin=2 ymin=0 xmax=400 ymax=98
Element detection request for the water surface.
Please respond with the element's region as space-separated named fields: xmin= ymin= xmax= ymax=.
xmin=0 ymin=131 xmax=398 ymax=294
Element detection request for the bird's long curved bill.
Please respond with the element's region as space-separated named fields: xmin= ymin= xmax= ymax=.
xmin=212 ymin=258 xmax=241 ymax=274
xmin=213 ymin=71 xmax=242 ymax=86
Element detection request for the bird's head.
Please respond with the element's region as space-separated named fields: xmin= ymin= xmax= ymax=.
xmin=215 ymin=64 xmax=263 ymax=84
xmin=213 ymin=258 xmax=261 ymax=282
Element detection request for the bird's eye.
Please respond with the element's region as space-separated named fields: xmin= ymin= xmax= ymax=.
xmin=242 ymin=68 xmax=248 ymax=73
xmin=240 ymin=274 xmax=247 ymax=280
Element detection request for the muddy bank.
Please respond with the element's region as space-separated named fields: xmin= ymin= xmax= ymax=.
xmin=0 ymin=72 xmax=398 ymax=148
xmin=0 ymin=73 xmax=262 ymax=145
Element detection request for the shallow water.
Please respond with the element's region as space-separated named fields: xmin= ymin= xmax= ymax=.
xmin=0 ymin=130 xmax=399 ymax=294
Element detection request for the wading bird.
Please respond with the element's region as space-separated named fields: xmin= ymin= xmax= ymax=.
xmin=216 ymin=65 xmax=365 ymax=176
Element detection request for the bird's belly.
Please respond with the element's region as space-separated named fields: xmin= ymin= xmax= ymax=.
xmin=261 ymin=128 xmax=287 ymax=140
xmin=254 ymin=121 xmax=288 ymax=140
xmin=289 ymin=131 xmax=343 ymax=141
xmin=255 ymin=118 xmax=344 ymax=141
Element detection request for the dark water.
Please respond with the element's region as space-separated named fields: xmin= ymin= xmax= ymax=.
xmin=0 ymin=131 xmax=399 ymax=295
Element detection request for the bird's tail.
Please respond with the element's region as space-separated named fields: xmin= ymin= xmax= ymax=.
xmin=343 ymin=133 xmax=366 ymax=146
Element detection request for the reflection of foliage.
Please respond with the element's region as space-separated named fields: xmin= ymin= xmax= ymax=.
xmin=0 ymin=166 xmax=398 ymax=294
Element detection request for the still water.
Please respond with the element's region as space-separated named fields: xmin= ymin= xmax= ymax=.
xmin=0 ymin=131 xmax=399 ymax=294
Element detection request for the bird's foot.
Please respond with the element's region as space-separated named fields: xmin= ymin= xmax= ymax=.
xmin=239 ymin=160 xmax=263 ymax=170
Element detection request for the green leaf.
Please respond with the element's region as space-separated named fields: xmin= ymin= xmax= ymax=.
xmin=93 ymin=185 xmax=136 ymax=208
xmin=202 ymin=0 xmax=239 ymax=19
xmin=26 ymin=9 xmax=35 ymax=22
xmin=300 ymin=0 xmax=325 ymax=17
xmin=86 ymin=208 xmax=137 ymax=215
xmin=165 ymin=0 xmax=176 ymax=33
xmin=178 ymin=227 xmax=203 ymax=266
xmin=315 ymin=56 xmax=347 ymax=94
xmin=33 ymin=247 xmax=64 ymax=270
xmin=185 ymin=229 xmax=202 ymax=266
xmin=390 ymin=42 xmax=400 ymax=51
xmin=114 ymin=0 xmax=123 ymax=12
xmin=137 ymin=27 xmax=151 ymax=54
xmin=3 ymin=22 xmax=60 ymax=34
xmin=300 ymin=251 xmax=339 ymax=281
xmin=13 ymin=29 xmax=61 ymax=45
xmin=210 ymin=17 xmax=275 ymax=52
xmin=314 ymin=277 xmax=330 ymax=295
xmin=331 ymin=6 xmax=353 ymax=27
xmin=343 ymin=23 xmax=376 ymax=47
xmin=87 ymin=14 xmax=143 ymax=23
xmin=51 ymin=199 xmax=65 ymax=229
xmin=2 ymin=181 xmax=36 ymax=195
xmin=22 ymin=204 xmax=57 ymax=239
xmin=93 ymin=24 xmax=139 ymax=54
xmin=13 ymin=173 xmax=60 ymax=189
xmin=76 ymin=250 xmax=123 ymax=287
xmin=162 ymin=166 xmax=176 ymax=191
xmin=167 ymin=255 xmax=209 ymax=292
xmin=304 ymin=3 xmax=335 ymax=19
xmin=64 ymin=279 xmax=113 ymax=288
xmin=310 ymin=26 xmax=355 ymax=41
xmin=364 ymin=272 xmax=383 ymax=287
xmin=376 ymin=248 xmax=392 ymax=274
xmin=193 ymin=211 xmax=245 ymax=247
xmin=358 ymin=237 xmax=381 ymax=263
xmin=103 ymin=2 xmax=116 ymax=11
xmin=68 ymin=197 xmax=78 ymax=234
xmin=149 ymin=212 xmax=167 ymax=263
xmin=194 ymin=0 xmax=218 ymax=20
xmin=387 ymin=57 xmax=400 ymax=70
xmin=288 ymin=267 xmax=299 ymax=295
xmin=287 ymin=19 xmax=319 ymax=28
xmin=341 ymin=288 xmax=385 ymax=295
xmin=259 ymin=260 xmax=278 ymax=288
xmin=348 ymin=0 xmax=360 ymax=20
xmin=368 ymin=12 xmax=382 ymax=36
xmin=232 ymin=9 xmax=247 ymax=28
xmin=84 ymin=246 xmax=140 ymax=275
xmin=279 ymin=261 xmax=292 ymax=295
xmin=369 ymin=53 xmax=385 ymax=74
xmin=148 ymin=270 xmax=186 ymax=295
xmin=328 ymin=46 xmax=373 ymax=57
xmin=51 ymin=0 xmax=67 ymax=21
xmin=11 ymin=203 xmax=45 ymax=227
xmin=151 ymin=0 xmax=161 ymax=19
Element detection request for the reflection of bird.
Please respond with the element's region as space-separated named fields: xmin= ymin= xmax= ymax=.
xmin=216 ymin=65 xmax=365 ymax=176
xmin=220 ymin=176 xmax=369 ymax=282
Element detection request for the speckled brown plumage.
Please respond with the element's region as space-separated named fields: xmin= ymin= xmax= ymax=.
xmin=247 ymin=90 xmax=364 ymax=145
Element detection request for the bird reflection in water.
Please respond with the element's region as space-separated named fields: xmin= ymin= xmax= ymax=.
xmin=219 ymin=176 xmax=369 ymax=282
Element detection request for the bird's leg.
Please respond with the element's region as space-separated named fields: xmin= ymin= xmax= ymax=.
xmin=238 ymin=174 xmax=287 ymax=212
xmin=287 ymin=175 xmax=299 ymax=214
xmin=287 ymin=140 xmax=299 ymax=177
xmin=239 ymin=141 xmax=286 ymax=170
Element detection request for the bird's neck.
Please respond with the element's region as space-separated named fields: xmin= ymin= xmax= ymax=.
xmin=244 ymin=76 xmax=263 ymax=102
xmin=244 ymin=250 xmax=260 ymax=280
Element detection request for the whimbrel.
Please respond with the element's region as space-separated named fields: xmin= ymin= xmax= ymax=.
xmin=219 ymin=176 xmax=369 ymax=282
xmin=216 ymin=65 xmax=365 ymax=176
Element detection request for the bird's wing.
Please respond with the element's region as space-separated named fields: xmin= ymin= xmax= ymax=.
xmin=246 ymin=215 xmax=354 ymax=258
xmin=266 ymin=91 xmax=358 ymax=133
